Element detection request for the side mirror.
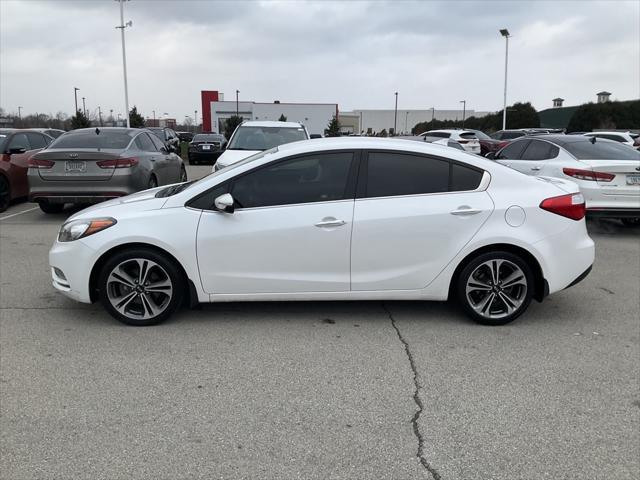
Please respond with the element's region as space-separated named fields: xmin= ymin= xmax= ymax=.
xmin=485 ymin=151 xmax=496 ymax=160
xmin=214 ymin=193 xmax=235 ymax=213
xmin=9 ymin=147 xmax=27 ymax=155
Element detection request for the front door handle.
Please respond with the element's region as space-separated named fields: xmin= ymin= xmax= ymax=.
xmin=315 ymin=218 xmax=346 ymax=228
xmin=531 ymin=166 xmax=541 ymax=171
xmin=450 ymin=207 xmax=482 ymax=216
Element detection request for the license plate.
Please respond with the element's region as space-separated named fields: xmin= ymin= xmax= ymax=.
xmin=627 ymin=174 xmax=640 ymax=185
xmin=65 ymin=160 xmax=86 ymax=172
xmin=202 ymin=145 xmax=211 ymax=150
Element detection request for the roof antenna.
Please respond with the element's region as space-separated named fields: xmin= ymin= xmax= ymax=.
xmin=590 ymin=136 xmax=596 ymax=144
xmin=95 ymin=127 xmax=100 ymax=135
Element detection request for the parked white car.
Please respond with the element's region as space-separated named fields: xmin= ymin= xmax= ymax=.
xmin=50 ymin=138 xmax=594 ymax=326
xmin=492 ymin=135 xmax=640 ymax=225
xmin=214 ymin=120 xmax=309 ymax=171
xmin=583 ymin=131 xmax=639 ymax=148
xmin=419 ymin=129 xmax=481 ymax=154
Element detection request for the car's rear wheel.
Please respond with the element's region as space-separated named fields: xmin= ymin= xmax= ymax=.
xmin=38 ymin=201 xmax=64 ymax=214
xmin=180 ymin=165 xmax=188 ymax=182
xmin=0 ymin=176 xmax=10 ymax=213
xmin=188 ymin=156 xmax=197 ymax=165
xmin=456 ymin=251 xmax=534 ymax=326
xmin=98 ymin=248 xmax=184 ymax=326
xmin=621 ymin=218 xmax=640 ymax=227
xmin=148 ymin=175 xmax=158 ymax=189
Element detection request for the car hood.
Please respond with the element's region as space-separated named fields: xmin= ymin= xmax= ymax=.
xmin=216 ymin=149 xmax=260 ymax=168
xmin=67 ymin=186 xmax=169 ymax=221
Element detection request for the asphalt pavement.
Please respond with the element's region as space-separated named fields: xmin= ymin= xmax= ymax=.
xmin=1 ymin=163 xmax=638 ymax=479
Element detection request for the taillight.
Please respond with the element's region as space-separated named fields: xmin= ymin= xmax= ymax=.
xmin=562 ymin=167 xmax=614 ymax=182
xmin=97 ymin=157 xmax=139 ymax=169
xmin=540 ymin=193 xmax=586 ymax=220
xmin=28 ymin=158 xmax=54 ymax=169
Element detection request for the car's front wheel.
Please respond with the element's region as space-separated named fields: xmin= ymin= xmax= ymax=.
xmin=98 ymin=248 xmax=185 ymax=326
xmin=456 ymin=251 xmax=534 ymax=326
xmin=38 ymin=201 xmax=65 ymax=214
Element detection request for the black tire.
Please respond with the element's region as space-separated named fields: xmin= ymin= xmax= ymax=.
xmin=456 ymin=251 xmax=534 ymax=326
xmin=98 ymin=247 xmax=185 ymax=326
xmin=188 ymin=157 xmax=197 ymax=165
xmin=38 ymin=201 xmax=64 ymax=214
xmin=621 ymin=218 xmax=640 ymax=227
xmin=148 ymin=175 xmax=158 ymax=189
xmin=0 ymin=176 xmax=10 ymax=213
xmin=180 ymin=165 xmax=188 ymax=183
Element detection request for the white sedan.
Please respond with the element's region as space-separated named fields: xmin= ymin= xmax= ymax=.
xmin=49 ymin=138 xmax=594 ymax=326
xmin=492 ymin=135 xmax=640 ymax=226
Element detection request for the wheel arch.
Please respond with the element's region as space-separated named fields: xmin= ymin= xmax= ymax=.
xmin=448 ymin=243 xmax=548 ymax=302
xmin=88 ymin=242 xmax=199 ymax=307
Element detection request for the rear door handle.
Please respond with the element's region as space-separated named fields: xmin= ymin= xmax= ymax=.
xmin=531 ymin=166 xmax=541 ymax=171
xmin=315 ymin=218 xmax=346 ymax=228
xmin=450 ymin=207 xmax=482 ymax=216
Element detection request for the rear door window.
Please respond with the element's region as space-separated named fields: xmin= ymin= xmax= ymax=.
xmin=497 ymin=139 xmax=530 ymax=159
xmin=521 ymin=140 xmax=557 ymax=160
xmin=26 ymin=132 xmax=48 ymax=149
xmin=8 ymin=133 xmax=31 ymax=151
xmin=451 ymin=163 xmax=484 ymax=191
xmin=135 ymin=133 xmax=158 ymax=152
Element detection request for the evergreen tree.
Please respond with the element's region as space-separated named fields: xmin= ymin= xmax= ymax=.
xmin=325 ymin=115 xmax=340 ymax=137
xmin=129 ymin=106 xmax=145 ymax=128
xmin=278 ymin=114 xmax=287 ymax=122
xmin=224 ymin=115 xmax=243 ymax=139
xmin=70 ymin=110 xmax=91 ymax=129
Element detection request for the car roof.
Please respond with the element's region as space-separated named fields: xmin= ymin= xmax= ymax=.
xmin=584 ymin=131 xmax=630 ymax=135
xmin=66 ymin=127 xmax=140 ymax=136
xmin=514 ymin=134 xmax=616 ymax=147
xmin=240 ymin=120 xmax=305 ymax=128
xmin=425 ymin=129 xmax=473 ymax=134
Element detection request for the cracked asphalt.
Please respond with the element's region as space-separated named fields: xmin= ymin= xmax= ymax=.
xmin=1 ymin=164 xmax=639 ymax=479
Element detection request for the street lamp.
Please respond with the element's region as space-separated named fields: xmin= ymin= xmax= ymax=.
xmin=194 ymin=110 xmax=198 ymax=132
xmin=235 ymin=90 xmax=239 ymax=117
xmin=393 ymin=92 xmax=398 ymax=136
xmin=74 ymin=87 xmax=80 ymax=114
xmin=152 ymin=110 xmax=156 ymax=123
xmin=98 ymin=106 xmax=103 ymax=126
xmin=82 ymin=97 xmax=86 ymax=116
xmin=116 ymin=0 xmax=132 ymax=128
xmin=500 ymin=28 xmax=510 ymax=130
xmin=405 ymin=111 xmax=409 ymax=134
xmin=460 ymin=100 xmax=466 ymax=128
xmin=431 ymin=107 xmax=435 ymax=128
xmin=17 ymin=106 xmax=23 ymax=120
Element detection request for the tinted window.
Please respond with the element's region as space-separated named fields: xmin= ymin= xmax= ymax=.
xmin=459 ymin=132 xmax=477 ymax=140
xmin=502 ymin=131 xmax=525 ymax=140
xmin=564 ymin=140 xmax=640 ymax=160
xmin=189 ymin=184 xmax=228 ymax=210
xmin=193 ymin=134 xmax=225 ymax=142
xmin=590 ymin=134 xmax=625 ymax=142
xmin=497 ymin=140 xmax=529 ymax=159
xmin=451 ymin=163 xmax=483 ymax=191
xmin=149 ymin=134 xmax=167 ymax=151
xmin=426 ymin=132 xmax=450 ymax=138
xmin=521 ymin=140 xmax=555 ymax=160
xmin=135 ymin=133 xmax=157 ymax=152
xmin=51 ymin=130 xmax=133 ymax=149
xmin=228 ymin=126 xmax=308 ymax=150
xmin=8 ymin=133 xmax=30 ymax=151
xmin=366 ymin=152 xmax=449 ymax=198
xmin=231 ymin=152 xmax=353 ymax=208
xmin=26 ymin=132 xmax=48 ymax=149
xmin=147 ymin=129 xmax=165 ymax=141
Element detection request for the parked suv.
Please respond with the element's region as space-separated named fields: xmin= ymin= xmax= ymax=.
xmin=418 ymin=129 xmax=481 ymax=154
xmin=214 ymin=121 xmax=309 ymax=171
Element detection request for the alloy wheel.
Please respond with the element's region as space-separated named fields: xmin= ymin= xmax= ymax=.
xmin=106 ymin=258 xmax=173 ymax=320
xmin=465 ymin=259 xmax=528 ymax=320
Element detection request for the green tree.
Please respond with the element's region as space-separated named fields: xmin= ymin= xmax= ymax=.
xmin=325 ymin=115 xmax=340 ymax=137
xmin=129 ymin=106 xmax=145 ymax=128
xmin=567 ymin=100 xmax=640 ymax=132
xmin=224 ymin=115 xmax=243 ymax=139
xmin=278 ymin=114 xmax=287 ymax=122
xmin=70 ymin=110 xmax=91 ymax=129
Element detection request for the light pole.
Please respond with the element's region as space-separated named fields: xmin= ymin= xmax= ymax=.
xmin=74 ymin=87 xmax=80 ymax=114
xmin=405 ymin=111 xmax=409 ymax=134
xmin=500 ymin=28 xmax=510 ymax=130
xmin=359 ymin=111 xmax=363 ymax=134
xmin=194 ymin=110 xmax=198 ymax=132
xmin=98 ymin=106 xmax=103 ymax=126
xmin=152 ymin=110 xmax=156 ymax=124
xmin=82 ymin=97 xmax=86 ymax=116
xmin=116 ymin=0 xmax=132 ymax=128
xmin=393 ymin=92 xmax=398 ymax=136
xmin=17 ymin=106 xmax=22 ymax=120
xmin=109 ymin=109 xmax=114 ymax=124
xmin=235 ymin=90 xmax=239 ymax=117
xmin=460 ymin=100 xmax=466 ymax=128
xmin=431 ymin=107 xmax=435 ymax=128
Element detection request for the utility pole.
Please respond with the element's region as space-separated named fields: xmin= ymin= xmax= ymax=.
xmin=235 ymin=90 xmax=239 ymax=117
xmin=17 ymin=106 xmax=22 ymax=120
xmin=82 ymin=97 xmax=86 ymax=116
xmin=152 ymin=110 xmax=156 ymax=124
xmin=500 ymin=29 xmax=511 ymax=130
xmin=116 ymin=0 xmax=132 ymax=128
xmin=98 ymin=106 xmax=103 ymax=126
xmin=405 ymin=111 xmax=409 ymax=134
xmin=431 ymin=107 xmax=435 ymax=128
xmin=393 ymin=92 xmax=398 ymax=136
xmin=74 ymin=87 xmax=80 ymax=114
xmin=460 ymin=100 xmax=466 ymax=128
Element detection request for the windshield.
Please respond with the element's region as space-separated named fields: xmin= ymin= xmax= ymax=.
xmin=49 ymin=130 xmax=133 ymax=150
xmin=193 ymin=134 xmax=224 ymax=142
xmin=564 ymin=139 xmax=640 ymax=160
xmin=228 ymin=126 xmax=307 ymax=151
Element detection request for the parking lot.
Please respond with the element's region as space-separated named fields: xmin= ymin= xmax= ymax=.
xmin=0 ymin=162 xmax=638 ymax=479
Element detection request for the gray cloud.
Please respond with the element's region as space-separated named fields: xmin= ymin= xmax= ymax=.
xmin=1 ymin=0 xmax=638 ymax=122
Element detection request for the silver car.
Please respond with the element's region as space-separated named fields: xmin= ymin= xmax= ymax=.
xmin=28 ymin=127 xmax=187 ymax=213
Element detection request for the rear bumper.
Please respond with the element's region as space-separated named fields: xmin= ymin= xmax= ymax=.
xmin=586 ymin=208 xmax=640 ymax=219
xmin=565 ymin=265 xmax=592 ymax=290
xmin=188 ymin=151 xmax=223 ymax=162
xmin=28 ymin=171 xmax=141 ymax=204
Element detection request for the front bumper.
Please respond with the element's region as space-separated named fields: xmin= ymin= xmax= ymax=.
xmin=49 ymin=238 xmax=96 ymax=303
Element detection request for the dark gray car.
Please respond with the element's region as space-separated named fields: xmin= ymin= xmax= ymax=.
xmin=28 ymin=127 xmax=187 ymax=213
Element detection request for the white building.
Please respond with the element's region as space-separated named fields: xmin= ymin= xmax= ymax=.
xmin=209 ymin=100 xmax=337 ymax=136
xmin=339 ymin=109 xmax=491 ymax=135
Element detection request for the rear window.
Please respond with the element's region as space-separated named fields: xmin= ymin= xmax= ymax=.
xmin=564 ymin=140 xmax=640 ymax=160
xmin=228 ymin=126 xmax=307 ymax=150
xmin=459 ymin=132 xmax=477 ymax=140
xmin=193 ymin=134 xmax=224 ymax=142
xmin=50 ymin=130 xmax=133 ymax=150
xmin=426 ymin=132 xmax=450 ymax=138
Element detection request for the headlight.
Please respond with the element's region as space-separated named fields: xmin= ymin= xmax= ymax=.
xmin=58 ymin=218 xmax=117 ymax=242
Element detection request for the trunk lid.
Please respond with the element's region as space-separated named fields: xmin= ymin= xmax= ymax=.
xmin=579 ymin=159 xmax=640 ymax=194
xmin=32 ymin=149 xmax=123 ymax=181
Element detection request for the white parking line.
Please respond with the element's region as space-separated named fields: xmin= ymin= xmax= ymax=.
xmin=0 ymin=206 xmax=40 ymax=221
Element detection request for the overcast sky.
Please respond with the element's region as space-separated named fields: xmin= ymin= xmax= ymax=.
xmin=1 ymin=0 xmax=638 ymax=122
